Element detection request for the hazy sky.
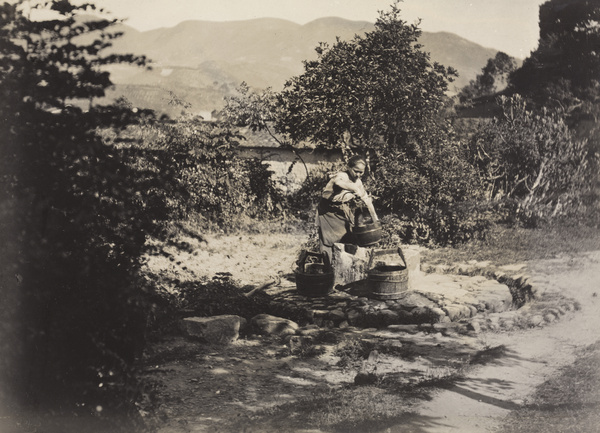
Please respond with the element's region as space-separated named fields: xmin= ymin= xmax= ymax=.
xmin=89 ymin=0 xmax=546 ymax=59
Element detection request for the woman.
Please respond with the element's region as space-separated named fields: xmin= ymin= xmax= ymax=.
xmin=317 ymin=155 xmax=377 ymax=261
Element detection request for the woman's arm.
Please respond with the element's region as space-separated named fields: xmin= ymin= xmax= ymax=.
xmin=339 ymin=176 xmax=378 ymax=221
xmin=332 ymin=173 xmax=365 ymax=196
xmin=361 ymin=194 xmax=379 ymax=222
xmin=332 ymin=174 xmax=378 ymax=220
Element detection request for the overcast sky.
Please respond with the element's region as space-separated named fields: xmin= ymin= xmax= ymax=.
xmin=88 ymin=0 xmax=546 ymax=59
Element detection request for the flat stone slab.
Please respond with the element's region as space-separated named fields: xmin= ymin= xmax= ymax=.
xmin=251 ymin=314 xmax=299 ymax=336
xmin=181 ymin=315 xmax=247 ymax=344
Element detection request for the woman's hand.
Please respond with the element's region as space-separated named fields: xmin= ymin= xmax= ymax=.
xmin=360 ymin=194 xmax=378 ymax=221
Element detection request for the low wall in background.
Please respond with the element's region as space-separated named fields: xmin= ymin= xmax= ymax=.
xmin=238 ymin=146 xmax=343 ymax=192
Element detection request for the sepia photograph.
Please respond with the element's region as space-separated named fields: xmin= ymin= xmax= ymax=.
xmin=1 ymin=0 xmax=599 ymax=431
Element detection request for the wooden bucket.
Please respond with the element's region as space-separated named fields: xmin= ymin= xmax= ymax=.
xmin=294 ymin=251 xmax=334 ymax=297
xmin=367 ymin=247 xmax=409 ymax=300
xmin=352 ymin=220 xmax=383 ymax=246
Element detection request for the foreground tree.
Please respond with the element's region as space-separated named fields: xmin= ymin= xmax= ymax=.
xmin=0 ymin=0 xmax=146 ymax=111
xmin=510 ymin=0 xmax=600 ymax=115
xmin=0 ymin=1 xmax=165 ymax=430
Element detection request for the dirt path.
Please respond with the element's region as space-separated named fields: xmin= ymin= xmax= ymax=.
xmin=403 ymin=251 xmax=600 ymax=433
xmin=144 ymin=232 xmax=600 ymax=433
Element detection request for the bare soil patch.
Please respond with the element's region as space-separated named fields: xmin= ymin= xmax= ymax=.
xmin=141 ymin=227 xmax=600 ymax=433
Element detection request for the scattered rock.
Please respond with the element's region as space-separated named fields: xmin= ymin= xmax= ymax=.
xmin=251 ymin=314 xmax=299 ymax=336
xmin=502 ymin=320 xmax=514 ymax=329
xmin=379 ymin=309 xmax=400 ymax=325
xmin=297 ymin=325 xmax=321 ymax=336
xmin=429 ymin=307 xmax=449 ymax=323
xmin=329 ymin=309 xmax=346 ymax=322
xmin=500 ymin=263 xmax=527 ymax=272
xmin=433 ymin=322 xmax=467 ymax=336
xmin=547 ymin=308 xmax=562 ymax=318
xmin=354 ymin=372 xmax=378 ymax=386
xmin=338 ymin=320 xmax=350 ymax=329
xmin=284 ymin=334 xmax=312 ymax=351
xmin=529 ymin=315 xmax=545 ymax=327
xmin=387 ymin=324 xmax=420 ymax=334
xmin=443 ymin=304 xmax=470 ymax=321
xmin=467 ymin=321 xmax=481 ymax=333
xmin=181 ymin=315 xmax=247 ymax=344
xmin=347 ymin=309 xmax=361 ymax=324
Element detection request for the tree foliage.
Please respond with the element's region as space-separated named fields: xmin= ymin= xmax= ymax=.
xmin=0 ymin=0 xmax=146 ymax=112
xmin=222 ymin=82 xmax=312 ymax=181
xmin=274 ymin=2 xmax=457 ymax=156
xmin=268 ymin=2 xmax=489 ymax=244
xmin=509 ymin=0 xmax=600 ymax=113
xmin=458 ymin=52 xmax=518 ymax=104
xmin=0 ymin=1 xmax=160 ymax=429
xmin=224 ymin=3 xmax=493 ymax=244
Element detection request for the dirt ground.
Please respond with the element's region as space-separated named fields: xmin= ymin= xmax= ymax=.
xmin=415 ymin=250 xmax=600 ymax=432
xmin=142 ymin=230 xmax=600 ymax=433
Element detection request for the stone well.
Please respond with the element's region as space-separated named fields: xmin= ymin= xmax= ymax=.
xmin=264 ymin=243 xmax=527 ymax=328
xmin=332 ymin=243 xmax=421 ymax=289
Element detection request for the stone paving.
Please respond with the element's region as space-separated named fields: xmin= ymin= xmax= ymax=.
xmin=262 ymin=245 xmax=570 ymax=334
xmin=266 ymin=274 xmax=513 ymax=330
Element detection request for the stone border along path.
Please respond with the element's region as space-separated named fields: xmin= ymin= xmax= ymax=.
xmin=262 ymin=257 xmax=580 ymax=334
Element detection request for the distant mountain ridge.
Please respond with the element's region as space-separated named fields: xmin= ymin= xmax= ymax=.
xmin=100 ymin=17 xmax=499 ymax=118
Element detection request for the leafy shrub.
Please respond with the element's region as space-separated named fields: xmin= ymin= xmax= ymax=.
xmin=243 ymin=157 xmax=286 ymax=220
xmin=366 ymin=115 xmax=489 ymax=245
xmin=170 ymin=274 xmax=272 ymax=320
xmin=469 ymin=95 xmax=597 ymax=226
xmin=335 ymin=339 xmax=377 ymax=368
xmin=106 ymin=114 xmax=287 ymax=230
xmin=379 ymin=200 xmax=495 ymax=247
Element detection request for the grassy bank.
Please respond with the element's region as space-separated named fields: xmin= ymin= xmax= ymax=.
xmin=500 ymin=340 xmax=600 ymax=433
xmin=421 ymin=222 xmax=600 ymax=267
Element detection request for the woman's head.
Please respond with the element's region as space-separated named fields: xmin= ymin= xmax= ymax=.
xmin=347 ymin=155 xmax=366 ymax=181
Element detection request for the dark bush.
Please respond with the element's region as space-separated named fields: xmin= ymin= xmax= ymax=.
xmin=468 ymin=95 xmax=598 ymax=227
xmin=1 ymin=106 xmax=165 ymax=428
